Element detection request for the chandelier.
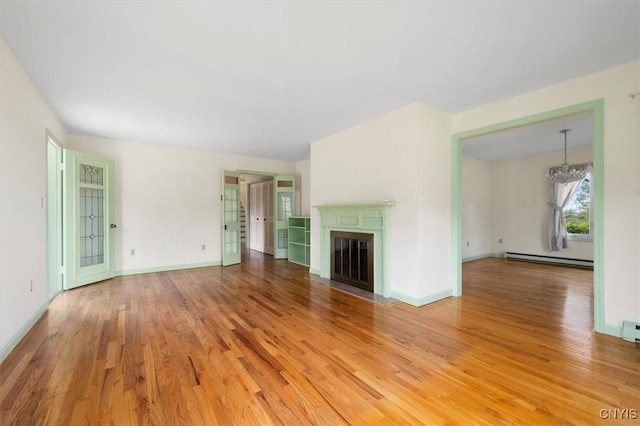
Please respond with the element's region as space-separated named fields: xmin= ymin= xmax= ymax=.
xmin=545 ymin=129 xmax=586 ymax=184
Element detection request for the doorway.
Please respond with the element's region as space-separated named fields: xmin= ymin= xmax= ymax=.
xmin=244 ymin=174 xmax=275 ymax=255
xmin=47 ymin=139 xmax=117 ymax=294
xmin=222 ymin=170 xmax=295 ymax=266
xmin=452 ymin=99 xmax=604 ymax=333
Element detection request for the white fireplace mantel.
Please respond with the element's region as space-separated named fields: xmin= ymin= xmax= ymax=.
xmin=313 ymin=202 xmax=394 ymax=297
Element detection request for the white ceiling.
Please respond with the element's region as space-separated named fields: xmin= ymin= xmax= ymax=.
xmin=462 ymin=111 xmax=593 ymax=162
xmin=1 ymin=1 xmax=638 ymax=161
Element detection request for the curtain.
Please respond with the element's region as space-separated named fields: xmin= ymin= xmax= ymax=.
xmin=547 ymin=164 xmax=590 ymax=251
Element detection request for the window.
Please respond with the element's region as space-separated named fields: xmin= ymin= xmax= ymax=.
xmin=564 ymin=170 xmax=592 ymax=240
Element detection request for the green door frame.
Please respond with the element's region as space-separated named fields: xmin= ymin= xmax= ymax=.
xmin=222 ymin=170 xmax=242 ymax=266
xmin=46 ymin=130 xmax=64 ymax=299
xmin=451 ymin=99 xmax=604 ymax=333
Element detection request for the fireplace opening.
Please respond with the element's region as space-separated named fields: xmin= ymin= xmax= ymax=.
xmin=330 ymin=231 xmax=374 ymax=292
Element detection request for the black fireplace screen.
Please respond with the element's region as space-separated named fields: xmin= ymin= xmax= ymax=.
xmin=330 ymin=231 xmax=374 ymax=292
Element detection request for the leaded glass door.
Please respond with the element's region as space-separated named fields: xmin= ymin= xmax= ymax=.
xmin=64 ymin=150 xmax=115 ymax=289
xmin=273 ymin=175 xmax=295 ymax=259
xmin=222 ymin=171 xmax=241 ymax=266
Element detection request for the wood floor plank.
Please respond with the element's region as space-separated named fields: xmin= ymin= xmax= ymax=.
xmin=1 ymin=253 xmax=638 ymax=425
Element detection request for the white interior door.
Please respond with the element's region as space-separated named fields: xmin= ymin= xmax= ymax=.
xmin=64 ymin=150 xmax=116 ymax=289
xmin=222 ymin=171 xmax=241 ymax=266
xmin=249 ymin=184 xmax=257 ymax=250
xmin=249 ymin=180 xmax=275 ymax=254
xmin=274 ymin=176 xmax=295 ymax=259
xmin=250 ymin=182 xmax=262 ymax=251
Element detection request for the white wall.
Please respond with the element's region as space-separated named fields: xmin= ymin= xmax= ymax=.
xmin=310 ymin=103 xmax=452 ymax=304
xmin=295 ymin=159 xmax=310 ymax=216
xmin=490 ymin=148 xmax=593 ymax=259
xmin=453 ymin=61 xmax=640 ymax=329
xmin=68 ymin=135 xmax=296 ymax=273
xmin=0 ymin=39 xmax=68 ymax=358
xmin=462 ymin=156 xmax=491 ymax=259
xmin=463 ymin=149 xmax=594 ymax=261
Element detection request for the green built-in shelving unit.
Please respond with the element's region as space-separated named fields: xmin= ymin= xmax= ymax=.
xmin=288 ymin=217 xmax=310 ymax=267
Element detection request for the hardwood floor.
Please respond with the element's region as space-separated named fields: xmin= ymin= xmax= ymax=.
xmin=1 ymin=254 xmax=638 ymax=425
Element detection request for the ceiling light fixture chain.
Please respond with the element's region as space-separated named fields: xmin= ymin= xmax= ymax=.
xmin=562 ymin=129 xmax=569 ymax=165
xmin=545 ymin=128 xmax=587 ymax=184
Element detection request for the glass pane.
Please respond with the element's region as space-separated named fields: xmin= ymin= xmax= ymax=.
xmin=225 ymin=175 xmax=239 ymax=185
xmin=79 ymin=187 xmax=105 ymax=267
xmin=360 ymin=241 xmax=368 ymax=282
xmin=277 ymin=192 xmax=292 ymax=221
xmin=79 ymin=164 xmax=104 ymax=185
xmin=350 ymin=239 xmax=359 ymax=280
xmin=341 ymin=239 xmax=350 ymax=277
xmin=564 ymin=171 xmax=591 ymax=235
xmin=225 ymin=231 xmax=238 ymax=254
xmin=277 ymin=229 xmax=288 ymax=249
xmin=224 ymin=189 xmax=238 ymax=223
xmin=334 ymin=238 xmax=342 ymax=275
xmin=277 ymin=180 xmax=293 ymax=187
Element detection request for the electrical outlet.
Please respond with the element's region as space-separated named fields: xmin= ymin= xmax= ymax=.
xmin=130 ymin=249 xmax=136 ymax=255
xmin=202 ymin=244 xmax=206 ymax=251
xmin=30 ymin=280 xmax=33 ymax=292
xmin=466 ymin=241 xmax=470 ymax=247
xmin=498 ymin=238 xmax=503 ymax=244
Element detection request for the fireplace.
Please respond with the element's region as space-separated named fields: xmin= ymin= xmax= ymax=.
xmin=331 ymin=231 xmax=374 ymax=292
xmin=314 ymin=202 xmax=394 ymax=297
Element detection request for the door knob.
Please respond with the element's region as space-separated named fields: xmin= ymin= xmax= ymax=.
xmin=110 ymin=224 xmax=117 ymax=228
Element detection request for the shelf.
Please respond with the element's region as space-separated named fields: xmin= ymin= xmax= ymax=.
xmin=288 ymin=216 xmax=310 ymax=267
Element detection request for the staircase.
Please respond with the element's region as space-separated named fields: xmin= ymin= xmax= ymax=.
xmin=240 ymin=202 xmax=246 ymax=247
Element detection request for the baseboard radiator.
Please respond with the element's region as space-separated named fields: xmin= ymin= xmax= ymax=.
xmin=622 ymin=321 xmax=640 ymax=344
xmin=503 ymin=252 xmax=593 ymax=268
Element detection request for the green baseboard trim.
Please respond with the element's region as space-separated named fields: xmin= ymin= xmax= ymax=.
xmin=309 ymin=270 xmax=452 ymax=307
xmin=116 ymin=261 xmax=221 ymax=277
xmin=390 ymin=289 xmax=453 ymax=307
xmin=601 ymin=323 xmax=623 ymax=338
xmin=0 ymin=302 xmax=48 ymax=363
xmin=462 ymin=253 xmax=501 ymax=263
